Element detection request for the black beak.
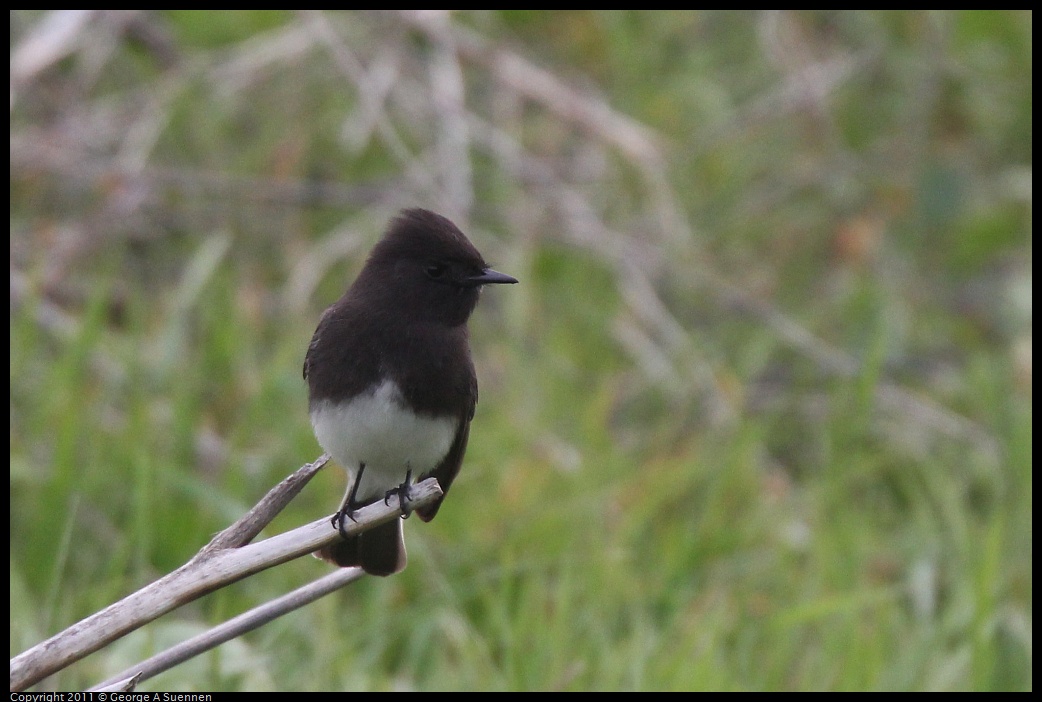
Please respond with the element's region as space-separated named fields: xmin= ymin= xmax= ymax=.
xmin=468 ymin=268 xmax=518 ymax=286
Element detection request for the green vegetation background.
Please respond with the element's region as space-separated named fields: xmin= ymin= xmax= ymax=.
xmin=10 ymin=10 xmax=1031 ymax=691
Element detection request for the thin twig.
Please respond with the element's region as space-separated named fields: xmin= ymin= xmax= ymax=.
xmin=201 ymin=454 xmax=328 ymax=553
xmin=9 ymin=464 xmax=442 ymax=691
xmin=90 ymin=568 xmax=365 ymax=691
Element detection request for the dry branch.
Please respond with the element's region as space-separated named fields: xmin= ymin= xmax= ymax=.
xmin=9 ymin=456 xmax=443 ymax=691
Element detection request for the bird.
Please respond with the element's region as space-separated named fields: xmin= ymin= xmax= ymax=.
xmin=304 ymin=208 xmax=517 ymax=575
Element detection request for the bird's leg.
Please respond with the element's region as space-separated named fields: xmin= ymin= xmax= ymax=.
xmin=384 ymin=466 xmax=415 ymax=519
xmin=331 ymin=462 xmax=367 ymax=537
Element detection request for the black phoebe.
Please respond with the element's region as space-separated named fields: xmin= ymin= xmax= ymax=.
xmin=304 ymin=208 xmax=517 ymax=576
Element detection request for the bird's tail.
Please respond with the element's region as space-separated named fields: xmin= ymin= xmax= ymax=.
xmin=314 ymin=518 xmax=406 ymax=576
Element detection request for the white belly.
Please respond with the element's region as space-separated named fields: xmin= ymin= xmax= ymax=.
xmin=310 ymin=379 xmax=457 ymax=501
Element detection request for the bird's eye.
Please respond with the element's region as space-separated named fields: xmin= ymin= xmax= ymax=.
xmin=426 ymin=263 xmax=448 ymax=279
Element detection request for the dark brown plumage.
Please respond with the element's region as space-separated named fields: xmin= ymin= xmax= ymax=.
xmin=304 ymin=208 xmax=516 ymax=575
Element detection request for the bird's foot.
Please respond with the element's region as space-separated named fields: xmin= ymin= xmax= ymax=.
xmin=384 ymin=469 xmax=415 ymax=519
xmin=330 ymin=507 xmax=361 ymax=537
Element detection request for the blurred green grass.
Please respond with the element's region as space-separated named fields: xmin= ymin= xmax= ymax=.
xmin=10 ymin=10 xmax=1031 ymax=691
